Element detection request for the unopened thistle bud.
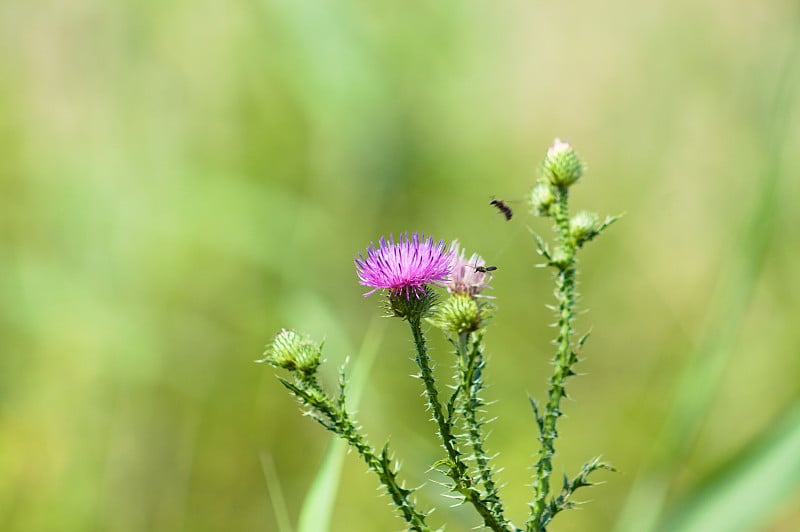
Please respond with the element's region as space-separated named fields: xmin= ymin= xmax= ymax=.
xmin=530 ymin=181 xmax=556 ymax=216
xmin=542 ymin=138 xmax=583 ymax=188
xmin=550 ymin=247 xmax=571 ymax=269
xmin=262 ymin=329 xmax=322 ymax=374
xmin=570 ymin=211 xmax=599 ymax=246
xmin=431 ymin=293 xmax=483 ymax=334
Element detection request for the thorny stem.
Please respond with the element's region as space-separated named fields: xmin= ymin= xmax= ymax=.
xmin=457 ymin=331 xmax=507 ymax=523
xmin=408 ymin=317 xmax=511 ymax=532
xmin=528 ymin=187 xmax=579 ymax=531
xmin=280 ymin=374 xmax=430 ymax=531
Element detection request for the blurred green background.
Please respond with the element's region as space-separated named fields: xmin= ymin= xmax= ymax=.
xmin=2 ymin=1 xmax=800 ymax=531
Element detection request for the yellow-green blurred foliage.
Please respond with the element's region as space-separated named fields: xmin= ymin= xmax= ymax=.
xmin=2 ymin=1 xmax=799 ymax=531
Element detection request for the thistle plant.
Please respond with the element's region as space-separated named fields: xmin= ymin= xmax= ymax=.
xmin=261 ymin=139 xmax=618 ymax=531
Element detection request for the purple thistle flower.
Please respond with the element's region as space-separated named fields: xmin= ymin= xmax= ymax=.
xmin=447 ymin=240 xmax=493 ymax=297
xmin=355 ymin=232 xmax=454 ymax=299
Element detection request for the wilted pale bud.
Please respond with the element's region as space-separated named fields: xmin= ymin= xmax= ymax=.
xmin=447 ymin=241 xmax=493 ymax=296
xmin=570 ymin=211 xmax=599 ymax=246
xmin=262 ymin=329 xmax=322 ymax=374
xmin=431 ymin=293 xmax=483 ymax=334
xmin=542 ymin=138 xmax=583 ymax=188
xmin=530 ymin=181 xmax=556 ymax=216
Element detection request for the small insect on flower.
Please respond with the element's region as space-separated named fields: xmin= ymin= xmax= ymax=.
xmin=447 ymin=241 xmax=494 ymax=296
xmin=490 ymin=197 xmax=513 ymax=221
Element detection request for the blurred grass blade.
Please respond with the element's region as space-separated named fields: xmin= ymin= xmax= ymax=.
xmin=297 ymin=317 xmax=386 ymax=532
xmin=615 ymin=20 xmax=800 ymax=532
xmin=658 ymin=403 xmax=800 ymax=532
xmin=261 ymin=452 xmax=294 ymax=532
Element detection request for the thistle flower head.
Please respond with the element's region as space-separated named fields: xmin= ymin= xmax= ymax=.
xmin=355 ymin=232 xmax=454 ymax=300
xmin=446 ymin=240 xmax=493 ymax=297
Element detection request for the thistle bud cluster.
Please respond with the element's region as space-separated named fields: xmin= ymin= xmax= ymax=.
xmin=531 ymin=139 xmax=616 ymax=261
xmin=530 ymin=139 xmax=582 ymax=216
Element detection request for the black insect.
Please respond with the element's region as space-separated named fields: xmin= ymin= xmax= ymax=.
xmin=473 ymin=265 xmax=498 ymax=273
xmin=490 ymin=197 xmax=513 ymax=221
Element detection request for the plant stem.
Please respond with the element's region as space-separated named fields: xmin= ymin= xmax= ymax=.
xmin=408 ymin=317 xmax=510 ymax=532
xmin=457 ymin=331 xmax=506 ymax=521
xmin=283 ymin=375 xmax=430 ymax=531
xmin=529 ymin=187 xmax=579 ymax=531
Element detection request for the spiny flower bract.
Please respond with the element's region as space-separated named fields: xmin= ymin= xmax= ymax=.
xmin=355 ymin=232 xmax=453 ymax=299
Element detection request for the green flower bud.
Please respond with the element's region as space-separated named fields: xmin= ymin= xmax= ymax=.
xmin=530 ymin=181 xmax=556 ymax=216
xmin=542 ymin=138 xmax=583 ymax=188
xmin=262 ymin=329 xmax=322 ymax=374
xmin=570 ymin=211 xmax=600 ymax=245
xmin=430 ymin=293 xmax=483 ymax=334
xmin=550 ymin=247 xmax=571 ymax=269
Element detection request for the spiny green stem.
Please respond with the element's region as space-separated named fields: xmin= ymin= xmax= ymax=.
xmin=458 ymin=331 xmax=507 ymax=522
xmin=528 ymin=187 xmax=579 ymax=531
xmin=544 ymin=457 xmax=614 ymax=527
xmin=408 ymin=317 xmax=510 ymax=532
xmin=282 ymin=374 xmax=430 ymax=531
xmin=553 ymin=187 xmax=572 ymax=244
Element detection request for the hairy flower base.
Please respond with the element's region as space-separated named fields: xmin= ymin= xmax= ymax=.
xmin=388 ymin=286 xmax=436 ymax=320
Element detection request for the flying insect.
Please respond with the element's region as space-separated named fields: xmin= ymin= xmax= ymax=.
xmin=490 ymin=197 xmax=513 ymax=221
